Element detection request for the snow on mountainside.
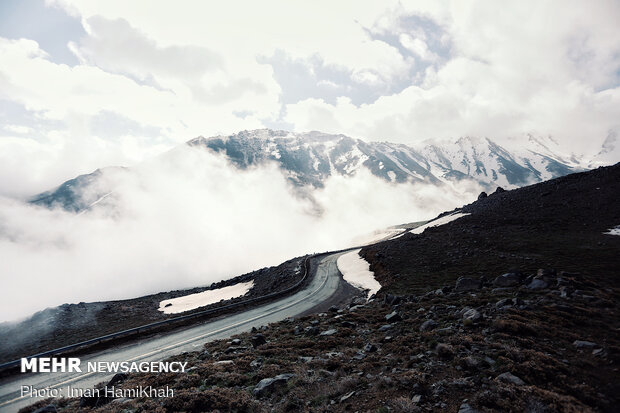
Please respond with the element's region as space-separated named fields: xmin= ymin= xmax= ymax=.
xmin=31 ymin=129 xmax=592 ymax=212
xmin=187 ymin=129 xmax=583 ymax=189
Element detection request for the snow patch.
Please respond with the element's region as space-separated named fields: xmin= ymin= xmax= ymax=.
xmin=158 ymin=280 xmax=254 ymax=314
xmin=604 ymin=225 xmax=620 ymax=236
xmin=410 ymin=212 xmax=470 ymax=234
xmin=337 ymin=249 xmax=381 ymax=299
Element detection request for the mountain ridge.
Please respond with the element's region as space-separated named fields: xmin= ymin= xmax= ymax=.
xmin=31 ymin=129 xmax=593 ymax=213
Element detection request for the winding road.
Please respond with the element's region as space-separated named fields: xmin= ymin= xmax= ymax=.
xmin=0 ymin=252 xmax=345 ymax=412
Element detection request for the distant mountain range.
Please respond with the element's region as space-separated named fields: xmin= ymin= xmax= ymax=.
xmin=31 ymin=129 xmax=604 ymax=213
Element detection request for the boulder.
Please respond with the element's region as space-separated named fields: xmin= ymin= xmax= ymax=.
xmin=363 ymin=343 xmax=378 ymax=353
xmin=493 ymin=272 xmax=522 ymax=287
xmin=459 ymin=403 xmax=481 ymax=413
xmin=478 ymin=191 xmax=488 ymax=200
xmin=455 ymin=276 xmax=482 ymax=291
xmin=420 ymin=319 xmax=438 ymax=332
xmin=214 ymin=360 xmax=234 ymax=366
xmin=231 ymin=338 xmax=242 ymax=346
xmin=497 ymin=372 xmax=525 ymax=386
xmin=253 ymin=373 xmax=295 ymax=397
xmin=462 ymin=308 xmax=482 ymax=323
xmin=320 ymin=329 xmax=337 ymax=336
xmin=384 ymin=294 xmax=403 ymax=306
xmin=385 ymin=311 xmax=402 ymax=322
xmin=436 ymin=343 xmax=454 ymax=358
xmin=461 ymin=356 xmax=481 ymax=370
xmin=378 ymin=324 xmax=393 ymax=331
xmin=494 ymin=187 xmax=505 ymax=194
xmin=107 ymin=373 xmax=128 ymax=387
xmin=526 ymin=277 xmax=549 ymax=289
xmin=251 ymin=334 xmax=267 ymax=348
xmin=573 ymin=340 xmax=597 ymax=349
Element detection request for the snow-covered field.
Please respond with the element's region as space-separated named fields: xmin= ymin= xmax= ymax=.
xmin=604 ymin=225 xmax=620 ymax=236
xmin=158 ymin=280 xmax=254 ymax=314
xmin=410 ymin=212 xmax=470 ymax=234
xmin=337 ymin=249 xmax=381 ymax=299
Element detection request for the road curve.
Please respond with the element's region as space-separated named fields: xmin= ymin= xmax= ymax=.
xmin=0 ymin=252 xmax=345 ymax=412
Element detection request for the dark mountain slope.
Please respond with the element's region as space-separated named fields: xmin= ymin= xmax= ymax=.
xmin=362 ymin=162 xmax=620 ymax=294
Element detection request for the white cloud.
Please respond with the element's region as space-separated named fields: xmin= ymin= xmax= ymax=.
xmin=399 ymin=34 xmax=437 ymax=62
xmin=0 ymin=0 xmax=617 ymax=198
xmin=0 ymin=147 xmax=478 ymax=321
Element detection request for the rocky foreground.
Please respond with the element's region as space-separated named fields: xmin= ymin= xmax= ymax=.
xmin=23 ymin=164 xmax=620 ymax=413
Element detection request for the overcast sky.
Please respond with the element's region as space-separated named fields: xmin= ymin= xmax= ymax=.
xmin=1 ymin=0 xmax=619 ymax=196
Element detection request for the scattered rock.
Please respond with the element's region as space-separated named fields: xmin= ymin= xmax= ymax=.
xmin=231 ymin=338 xmax=242 ymax=346
xmin=420 ymin=319 xmax=438 ymax=332
xmin=250 ymin=358 xmax=263 ymax=368
xmin=436 ymin=343 xmax=454 ymax=358
xmin=340 ymin=321 xmax=356 ymax=328
xmin=461 ymin=356 xmax=480 ymax=370
xmin=214 ymin=360 xmax=234 ymax=366
xmin=251 ymin=333 xmax=267 ymax=348
xmin=573 ymin=340 xmax=597 ymax=349
xmin=385 ymin=311 xmax=402 ymax=322
xmin=497 ymin=372 xmax=525 ymax=386
xmin=455 ymin=276 xmax=482 ymax=291
xmin=253 ymin=373 xmax=295 ymax=397
xmin=340 ymin=391 xmax=355 ymax=403
xmin=304 ymin=326 xmax=319 ymax=336
xmin=527 ymin=277 xmax=549 ymax=289
xmin=363 ymin=343 xmax=378 ymax=353
xmin=320 ymin=329 xmax=337 ymax=336
xmin=350 ymin=297 xmax=366 ymax=306
xmin=107 ymin=373 xmax=128 ymax=387
xmin=493 ymin=272 xmax=522 ymax=287
xmin=378 ymin=324 xmax=393 ymax=332
xmin=462 ymin=308 xmax=482 ymax=324
xmin=384 ymin=294 xmax=403 ymax=306
xmin=459 ymin=403 xmax=481 ymax=413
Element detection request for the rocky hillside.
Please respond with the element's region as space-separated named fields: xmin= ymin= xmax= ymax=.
xmin=23 ymin=164 xmax=620 ymax=413
xmin=31 ymin=130 xmax=586 ymax=213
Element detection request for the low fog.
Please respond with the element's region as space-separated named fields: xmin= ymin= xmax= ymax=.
xmin=0 ymin=147 xmax=480 ymax=321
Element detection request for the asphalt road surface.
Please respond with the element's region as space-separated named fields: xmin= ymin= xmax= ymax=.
xmin=0 ymin=252 xmax=345 ymax=412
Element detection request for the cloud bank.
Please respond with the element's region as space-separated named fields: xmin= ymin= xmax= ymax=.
xmin=0 ymin=1 xmax=619 ymax=196
xmin=0 ymin=147 xmax=479 ymax=321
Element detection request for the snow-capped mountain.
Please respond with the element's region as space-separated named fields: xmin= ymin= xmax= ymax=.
xmin=31 ymin=129 xmax=589 ymax=212
xmin=187 ymin=129 xmax=583 ymax=188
